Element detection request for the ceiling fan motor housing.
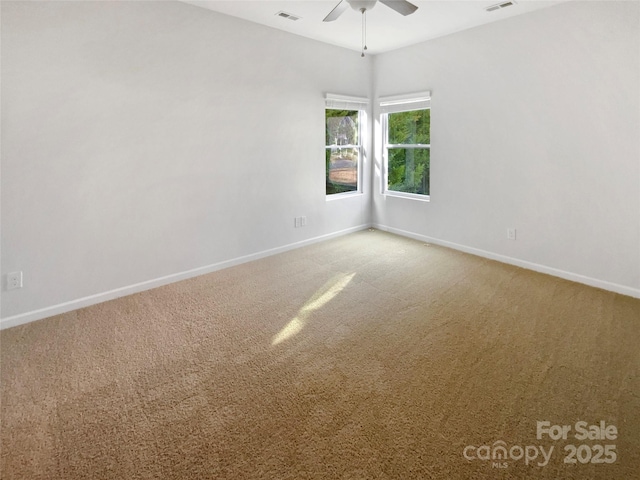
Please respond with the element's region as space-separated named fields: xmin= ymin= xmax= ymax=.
xmin=347 ymin=0 xmax=377 ymax=12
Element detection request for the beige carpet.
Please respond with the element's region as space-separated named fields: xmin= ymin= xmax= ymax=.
xmin=1 ymin=230 xmax=639 ymax=479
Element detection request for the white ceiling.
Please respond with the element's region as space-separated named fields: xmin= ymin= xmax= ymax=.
xmin=180 ymin=0 xmax=566 ymax=55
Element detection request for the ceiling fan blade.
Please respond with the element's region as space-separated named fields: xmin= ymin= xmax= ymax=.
xmin=323 ymin=0 xmax=349 ymax=22
xmin=379 ymin=0 xmax=418 ymax=16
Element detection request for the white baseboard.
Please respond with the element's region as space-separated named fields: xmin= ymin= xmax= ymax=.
xmin=373 ymin=223 xmax=640 ymax=300
xmin=0 ymin=224 xmax=371 ymax=330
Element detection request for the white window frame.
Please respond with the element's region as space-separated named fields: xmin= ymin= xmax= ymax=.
xmin=380 ymin=91 xmax=431 ymax=201
xmin=325 ymin=94 xmax=369 ymax=199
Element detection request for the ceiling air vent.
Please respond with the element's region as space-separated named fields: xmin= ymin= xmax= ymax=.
xmin=486 ymin=1 xmax=515 ymax=12
xmin=276 ymin=11 xmax=301 ymax=21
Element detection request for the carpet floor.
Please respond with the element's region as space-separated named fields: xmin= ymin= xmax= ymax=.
xmin=1 ymin=230 xmax=639 ymax=479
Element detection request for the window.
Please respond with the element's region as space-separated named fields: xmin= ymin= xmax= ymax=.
xmin=381 ymin=92 xmax=431 ymax=197
xmin=325 ymin=94 xmax=368 ymax=196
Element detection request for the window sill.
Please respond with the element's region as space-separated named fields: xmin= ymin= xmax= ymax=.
xmin=326 ymin=191 xmax=364 ymax=201
xmin=384 ymin=191 xmax=430 ymax=202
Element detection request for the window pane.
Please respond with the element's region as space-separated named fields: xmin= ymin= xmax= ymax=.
xmin=388 ymin=147 xmax=430 ymax=195
xmin=326 ymin=110 xmax=359 ymax=145
xmin=326 ymin=147 xmax=358 ymax=194
xmin=326 ymin=109 xmax=359 ymax=195
xmin=388 ymin=109 xmax=430 ymax=145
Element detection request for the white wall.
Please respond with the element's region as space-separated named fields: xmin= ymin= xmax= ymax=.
xmin=3 ymin=1 xmax=638 ymax=327
xmin=372 ymin=1 xmax=640 ymax=296
xmin=0 ymin=1 xmax=372 ymax=324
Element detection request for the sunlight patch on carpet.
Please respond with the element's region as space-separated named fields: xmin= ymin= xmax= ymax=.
xmin=271 ymin=272 xmax=356 ymax=346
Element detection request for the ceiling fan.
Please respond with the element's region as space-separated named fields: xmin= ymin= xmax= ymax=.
xmin=323 ymin=0 xmax=418 ymax=22
xmin=323 ymin=0 xmax=419 ymax=56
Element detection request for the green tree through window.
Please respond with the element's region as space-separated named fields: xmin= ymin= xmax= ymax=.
xmin=386 ymin=109 xmax=430 ymax=195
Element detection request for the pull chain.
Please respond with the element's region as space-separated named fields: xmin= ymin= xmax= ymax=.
xmin=361 ymin=9 xmax=368 ymax=57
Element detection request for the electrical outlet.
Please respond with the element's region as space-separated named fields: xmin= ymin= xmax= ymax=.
xmin=301 ymin=216 xmax=307 ymax=227
xmin=7 ymin=271 xmax=23 ymax=290
xmin=507 ymin=228 xmax=516 ymax=241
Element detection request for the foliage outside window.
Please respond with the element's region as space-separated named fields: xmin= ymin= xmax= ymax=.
xmin=381 ymin=92 xmax=431 ymax=197
xmin=326 ymin=109 xmax=361 ymax=195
